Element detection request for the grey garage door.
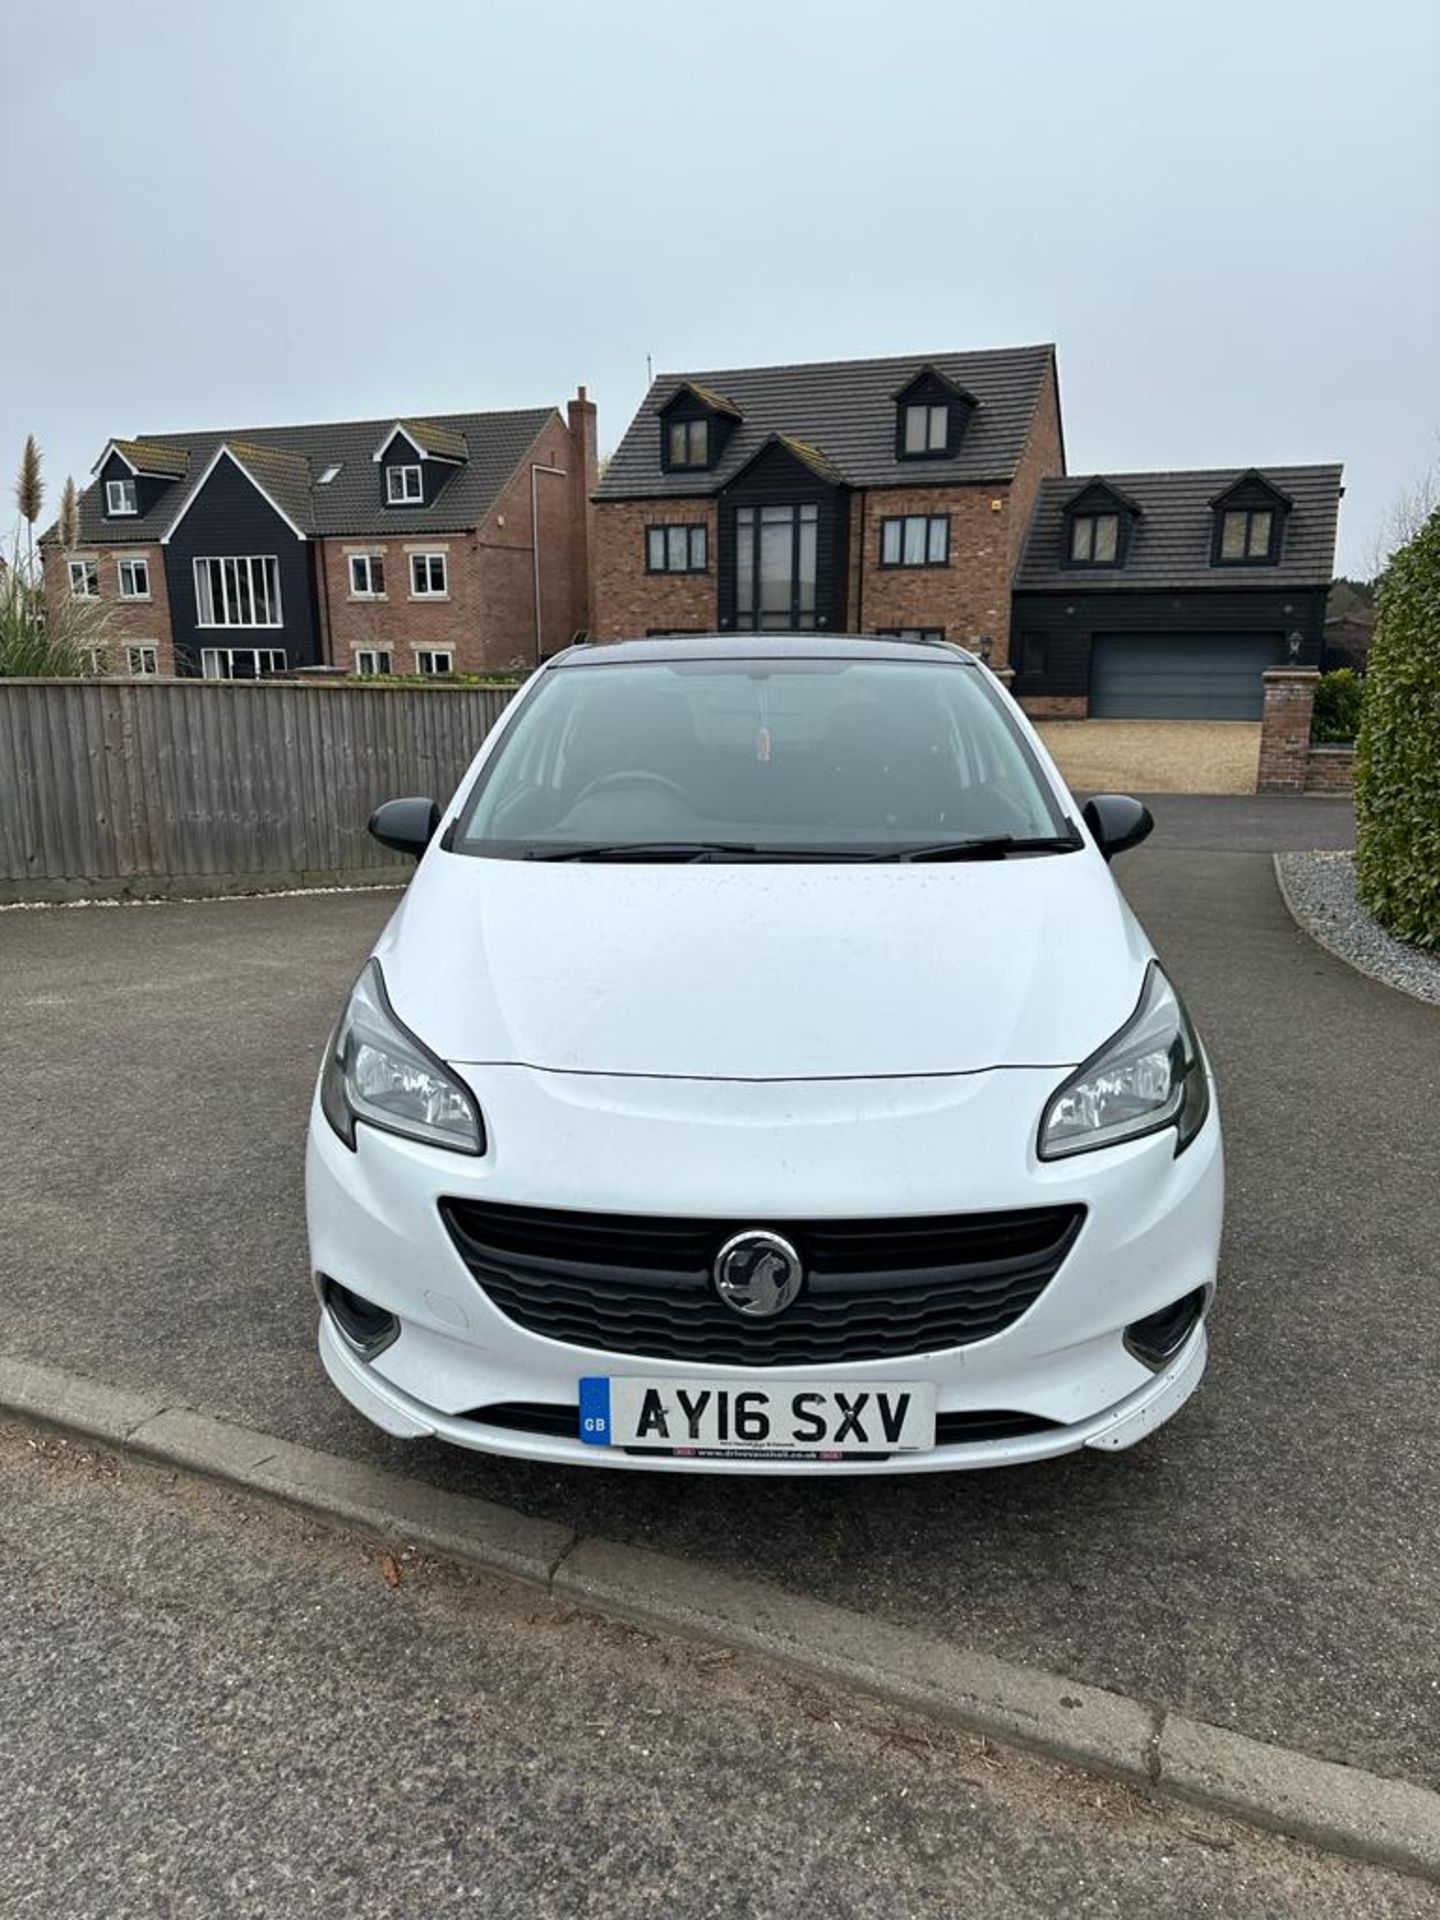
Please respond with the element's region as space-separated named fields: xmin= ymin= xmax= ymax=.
xmin=1090 ymin=634 xmax=1285 ymax=719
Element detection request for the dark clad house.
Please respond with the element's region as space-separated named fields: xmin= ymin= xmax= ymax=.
xmin=1011 ymin=465 xmax=1344 ymax=717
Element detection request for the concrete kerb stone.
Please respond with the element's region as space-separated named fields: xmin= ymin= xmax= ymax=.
xmin=3 ymin=1349 xmax=1437 ymax=1884
xmin=1158 ymin=1714 xmax=1440 ymax=1881
xmin=552 ymin=1534 xmax=1157 ymax=1785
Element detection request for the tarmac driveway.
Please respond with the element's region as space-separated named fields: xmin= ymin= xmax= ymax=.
xmin=5 ymin=795 xmax=1437 ymax=1793
xmin=1037 ymin=719 xmax=1262 ymax=795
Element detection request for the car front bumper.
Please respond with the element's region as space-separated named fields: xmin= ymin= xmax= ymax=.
xmin=305 ymin=1060 xmax=1224 ymax=1475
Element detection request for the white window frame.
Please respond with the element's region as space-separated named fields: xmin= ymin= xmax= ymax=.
xmin=348 ymin=553 xmax=386 ymax=598
xmin=117 ymin=555 xmax=151 ymax=599
xmin=105 ymin=477 xmax=137 ymax=516
xmin=79 ymin=645 xmax=108 ymax=676
xmin=193 ymin=555 xmax=283 ymax=628
xmin=125 ymin=643 xmax=159 ymax=676
xmin=200 ymin=647 xmax=287 ymax=680
xmin=68 ymin=557 xmax=99 ymax=598
xmin=409 ymin=551 xmax=448 ymax=599
xmin=354 ymin=648 xmax=393 ymax=676
xmin=386 ymin=464 xmax=423 ymax=504
xmin=414 ymin=647 xmax=454 ymax=676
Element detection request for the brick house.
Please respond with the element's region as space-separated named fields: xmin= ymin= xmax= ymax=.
xmin=594 ymin=347 xmax=1344 ymax=721
xmin=43 ymin=392 xmax=598 ymax=678
xmin=592 ymin=346 xmax=1063 ymax=666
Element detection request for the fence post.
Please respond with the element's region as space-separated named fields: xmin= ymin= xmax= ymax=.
xmin=1256 ymin=669 xmax=1320 ymax=793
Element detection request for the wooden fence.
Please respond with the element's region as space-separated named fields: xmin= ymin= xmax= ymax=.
xmin=0 ymin=678 xmax=518 ymax=901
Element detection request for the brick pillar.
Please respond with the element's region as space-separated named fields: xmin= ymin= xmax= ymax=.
xmin=567 ymin=386 xmax=598 ymax=639
xmin=1256 ymin=668 xmax=1320 ymax=793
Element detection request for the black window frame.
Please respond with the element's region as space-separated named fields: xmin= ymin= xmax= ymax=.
xmin=878 ymin=514 xmax=950 ymax=569
xmin=1212 ymin=505 xmax=1280 ymax=566
xmin=645 ymin=523 xmax=708 ymax=574
xmin=664 ymin=418 xmax=710 ymax=472
xmin=898 ymin=402 xmax=950 ymax=460
xmin=873 ymin=626 xmax=946 ymax=642
xmin=1018 ymin=631 xmax=1049 ymax=677
xmin=733 ymin=501 xmax=821 ymax=631
xmin=1065 ymin=512 xmax=1122 ymax=568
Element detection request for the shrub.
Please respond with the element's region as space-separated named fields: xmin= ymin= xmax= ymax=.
xmin=1310 ymin=667 xmax=1363 ymax=742
xmin=0 ymin=542 xmax=113 ymax=677
xmin=1354 ymin=506 xmax=1440 ymax=948
xmin=344 ymin=671 xmax=525 ymax=688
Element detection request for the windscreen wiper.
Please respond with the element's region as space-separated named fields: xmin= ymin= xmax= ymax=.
xmin=863 ymin=832 xmax=1083 ymax=863
xmin=524 ymin=841 xmax=766 ymax=862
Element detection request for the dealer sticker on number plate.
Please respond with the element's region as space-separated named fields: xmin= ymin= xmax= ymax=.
xmin=578 ymin=1376 xmax=936 ymax=1456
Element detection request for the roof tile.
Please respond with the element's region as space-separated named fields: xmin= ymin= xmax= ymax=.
xmin=598 ymin=345 xmax=1055 ymax=499
xmin=1015 ymin=466 xmax=1343 ymax=592
xmin=69 ymin=408 xmax=556 ymax=545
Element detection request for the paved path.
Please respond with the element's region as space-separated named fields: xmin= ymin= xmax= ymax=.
xmin=4 ymin=796 xmax=1436 ymax=1792
xmin=3 ymin=1422 xmax=1432 ymax=1919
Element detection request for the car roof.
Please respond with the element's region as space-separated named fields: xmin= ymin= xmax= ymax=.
xmin=550 ymin=634 xmax=980 ymax=669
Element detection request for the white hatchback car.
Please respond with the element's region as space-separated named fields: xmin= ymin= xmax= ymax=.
xmin=307 ymin=635 xmax=1222 ymax=1474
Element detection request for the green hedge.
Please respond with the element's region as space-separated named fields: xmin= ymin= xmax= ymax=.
xmin=1354 ymin=507 xmax=1440 ymax=948
xmin=1311 ymin=667 xmax=1363 ymax=743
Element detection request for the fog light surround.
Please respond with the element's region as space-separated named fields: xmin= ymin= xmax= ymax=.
xmin=1124 ymin=1287 xmax=1207 ymax=1371
xmin=320 ymin=1276 xmax=400 ymax=1359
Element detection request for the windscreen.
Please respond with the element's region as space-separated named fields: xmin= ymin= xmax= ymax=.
xmin=455 ymin=657 xmax=1070 ymax=858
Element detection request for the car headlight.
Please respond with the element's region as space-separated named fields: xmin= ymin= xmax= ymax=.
xmin=320 ymin=959 xmax=484 ymax=1155
xmin=1038 ymin=962 xmax=1209 ymax=1160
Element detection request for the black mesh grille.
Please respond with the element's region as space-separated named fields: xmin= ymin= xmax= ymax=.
xmin=463 ymin=1401 xmax=1059 ymax=1448
xmin=439 ymin=1199 xmax=1084 ymax=1367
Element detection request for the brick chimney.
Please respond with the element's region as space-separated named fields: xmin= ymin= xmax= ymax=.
xmin=567 ymin=385 xmax=598 ymax=638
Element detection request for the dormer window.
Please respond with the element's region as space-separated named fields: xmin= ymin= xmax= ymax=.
xmin=386 ymin=464 xmax=423 ymax=505
xmin=903 ymin=404 xmax=949 ymax=456
xmin=106 ymin=477 xmax=137 ymax=516
xmin=1069 ymin=513 xmax=1119 ymax=565
xmin=1209 ymin=471 xmax=1290 ymax=567
xmin=1218 ymin=506 xmax=1273 ymax=562
xmin=1060 ymin=479 xmax=1141 ymax=569
xmin=657 ymin=383 xmax=739 ymax=475
xmin=668 ymin=419 xmax=709 ymax=469
xmin=892 ymin=367 xmax=974 ymax=461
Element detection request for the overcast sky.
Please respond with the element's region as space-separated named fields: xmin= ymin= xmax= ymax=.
xmin=3 ymin=0 xmax=1437 ymax=575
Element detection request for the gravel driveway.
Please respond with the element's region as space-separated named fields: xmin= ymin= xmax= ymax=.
xmin=1037 ymin=719 xmax=1261 ymax=795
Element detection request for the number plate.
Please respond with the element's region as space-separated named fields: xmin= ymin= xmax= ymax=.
xmin=579 ymin=1376 xmax=936 ymax=1457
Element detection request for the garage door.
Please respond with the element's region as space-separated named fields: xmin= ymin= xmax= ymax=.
xmin=1090 ymin=634 xmax=1285 ymax=719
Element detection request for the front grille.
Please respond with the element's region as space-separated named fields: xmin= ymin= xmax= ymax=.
xmin=440 ymin=1199 xmax=1084 ymax=1367
xmin=463 ymin=1401 xmax=1059 ymax=1447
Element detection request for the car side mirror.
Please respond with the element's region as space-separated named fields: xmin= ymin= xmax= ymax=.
xmin=1082 ymin=793 xmax=1153 ymax=862
xmin=368 ymin=796 xmax=441 ymax=859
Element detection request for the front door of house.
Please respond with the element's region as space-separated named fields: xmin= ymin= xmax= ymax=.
xmin=734 ymin=503 xmax=819 ymax=630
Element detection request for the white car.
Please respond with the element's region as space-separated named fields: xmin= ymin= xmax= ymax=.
xmin=307 ymin=635 xmax=1221 ymax=1474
